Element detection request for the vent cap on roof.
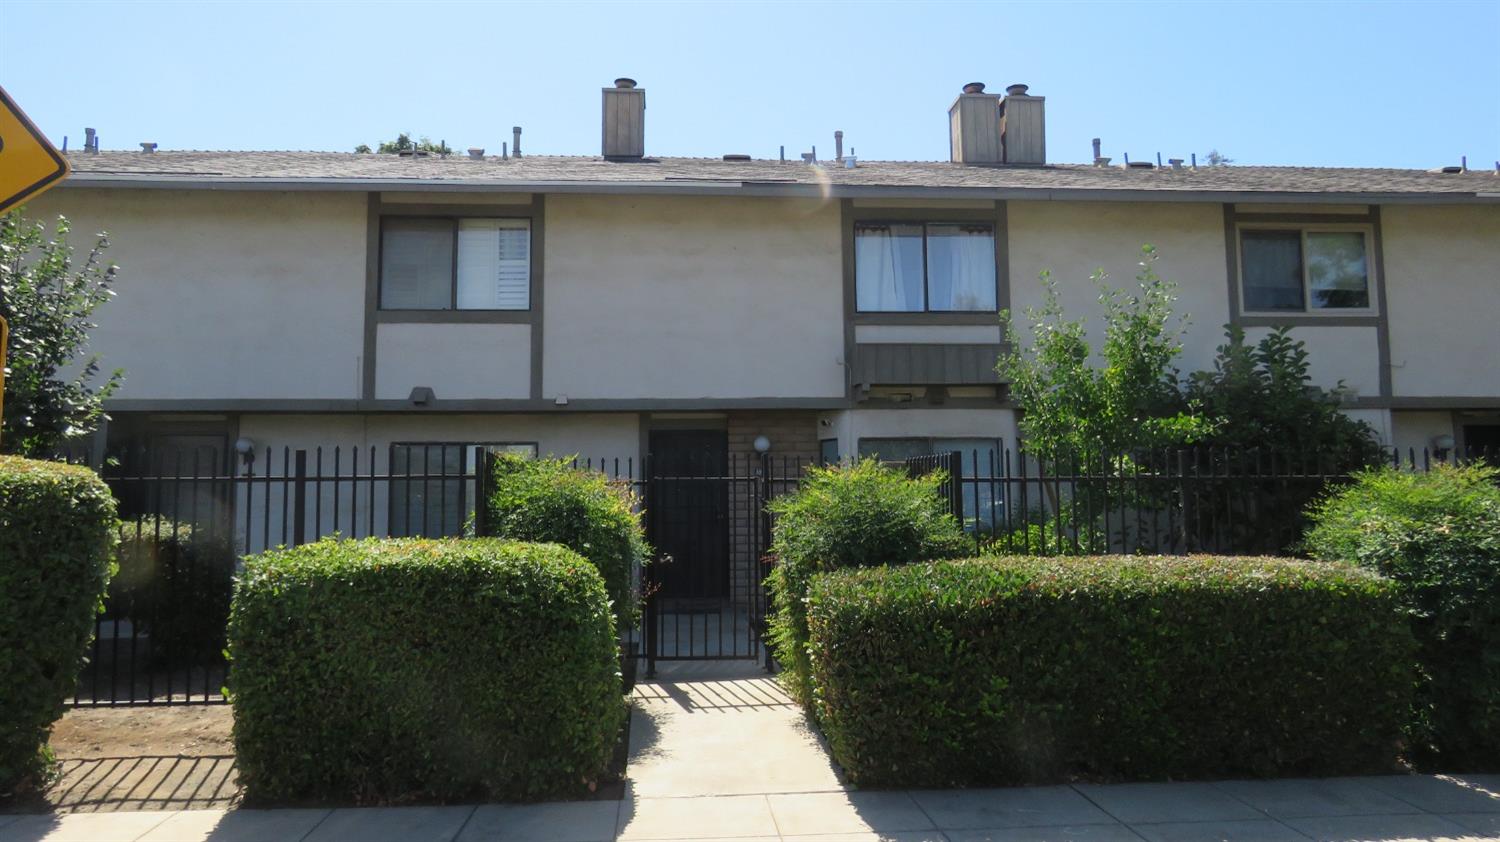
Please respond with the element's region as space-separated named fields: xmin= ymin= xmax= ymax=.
xmin=723 ymin=154 xmax=750 ymax=161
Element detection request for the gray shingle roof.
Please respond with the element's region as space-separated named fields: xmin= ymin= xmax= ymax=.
xmin=61 ymin=151 xmax=1500 ymax=201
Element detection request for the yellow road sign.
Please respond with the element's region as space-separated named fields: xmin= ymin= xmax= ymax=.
xmin=0 ymin=85 xmax=70 ymax=215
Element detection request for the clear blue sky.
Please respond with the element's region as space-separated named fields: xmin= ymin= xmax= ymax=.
xmin=2 ymin=0 xmax=1495 ymax=169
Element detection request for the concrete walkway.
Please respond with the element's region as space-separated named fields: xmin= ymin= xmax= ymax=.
xmin=4 ymin=663 xmax=1499 ymax=841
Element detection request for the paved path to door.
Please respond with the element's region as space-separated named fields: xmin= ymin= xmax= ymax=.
xmin=4 ymin=662 xmax=1500 ymax=840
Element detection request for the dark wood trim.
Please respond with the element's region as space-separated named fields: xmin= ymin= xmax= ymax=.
xmin=530 ymin=194 xmax=546 ymax=401
xmin=362 ymin=192 xmax=380 ymax=400
xmin=1371 ymin=206 xmax=1393 ymax=398
xmin=376 ymin=310 xmax=531 ymax=324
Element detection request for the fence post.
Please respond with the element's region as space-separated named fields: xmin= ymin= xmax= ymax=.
xmin=643 ymin=454 xmax=658 ymax=680
xmin=472 ymin=446 xmax=492 ymax=536
xmin=292 ymin=450 xmax=308 ymax=547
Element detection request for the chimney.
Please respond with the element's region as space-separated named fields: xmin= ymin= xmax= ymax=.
xmin=949 ymin=82 xmax=1003 ymax=164
xmin=999 ymin=83 xmax=1046 ymax=164
xmin=84 ymin=127 xmax=98 ymax=153
xmin=834 ymin=130 xmax=844 ymax=161
xmin=602 ymin=77 xmax=645 ymax=159
xmin=512 ymin=126 xmax=522 ymax=158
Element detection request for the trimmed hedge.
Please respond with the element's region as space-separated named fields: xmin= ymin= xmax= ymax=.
xmin=766 ymin=459 xmax=967 ymax=704
xmin=228 ymin=538 xmax=624 ymax=803
xmin=479 ymin=455 xmax=649 ymax=628
xmin=0 ymin=456 xmax=117 ymax=796
xmin=1305 ymin=464 xmax=1500 ymax=770
xmin=806 ymin=555 xmax=1414 ymax=786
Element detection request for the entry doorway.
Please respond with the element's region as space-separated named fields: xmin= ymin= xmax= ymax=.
xmin=647 ymin=429 xmax=730 ymax=601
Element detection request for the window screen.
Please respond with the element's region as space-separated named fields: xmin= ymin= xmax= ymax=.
xmin=381 ymin=218 xmax=531 ymax=311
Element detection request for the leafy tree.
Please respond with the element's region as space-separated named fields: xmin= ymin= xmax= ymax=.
xmin=997 ymin=245 xmax=1205 ymax=467
xmin=0 ymin=212 xmax=123 ymax=457
xmin=1203 ymin=149 xmax=1234 ymax=166
xmin=1188 ymin=324 xmax=1381 ymax=466
xmin=354 ymin=133 xmax=451 ymax=155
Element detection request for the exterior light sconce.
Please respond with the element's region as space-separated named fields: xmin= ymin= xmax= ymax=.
xmin=1433 ymin=433 xmax=1456 ymax=461
xmin=753 ymin=435 xmax=772 ymax=454
xmin=235 ymin=437 xmax=257 ymax=475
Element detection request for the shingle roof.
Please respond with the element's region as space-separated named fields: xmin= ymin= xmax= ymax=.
xmin=61 ymin=151 xmax=1500 ymax=202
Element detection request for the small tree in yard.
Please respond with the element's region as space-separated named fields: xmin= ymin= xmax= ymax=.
xmin=0 ymin=212 xmax=123 ymax=457
xmin=997 ymin=245 xmax=1207 ymax=467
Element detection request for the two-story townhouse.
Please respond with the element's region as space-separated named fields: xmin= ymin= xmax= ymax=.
xmin=25 ymin=79 xmax=1500 ymax=542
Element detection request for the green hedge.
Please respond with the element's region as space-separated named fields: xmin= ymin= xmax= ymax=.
xmin=0 ymin=456 xmax=117 ymax=795
xmin=767 ymin=459 xmax=967 ymax=705
xmin=1305 ymin=464 xmax=1500 ymax=770
xmin=228 ymin=538 xmax=624 ymax=803
xmin=806 ymin=555 xmax=1414 ymax=787
xmin=479 ymin=454 xmax=649 ymax=629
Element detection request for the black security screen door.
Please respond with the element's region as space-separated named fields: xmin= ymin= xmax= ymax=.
xmin=647 ymin=430 xmax=730 ymax=600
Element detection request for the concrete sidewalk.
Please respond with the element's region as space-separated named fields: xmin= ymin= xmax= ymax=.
xmin=4 ymin=663 xmax=1498 ymax=841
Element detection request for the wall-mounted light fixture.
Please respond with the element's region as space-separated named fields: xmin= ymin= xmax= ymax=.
xmin=1433 ymin=433 xmax=1456 ymax=460
xmin=753 ymin=435 xmax=772 ymax=454
xmin=235 ymin=437 xmax=257 ymax=475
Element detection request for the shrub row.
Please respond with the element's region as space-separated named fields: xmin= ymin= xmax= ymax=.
xmin=1305 ymin=464 xmax=1500 ymax=770
xmin=0 ymin=456 xmax=117 ymax=796
xmin=227 ymin=538 xmax=624 ymax=803
xmin=805 ymin=555 xmax=1414 ymax=786
xmin=765 ymin=459 xmax=967 ymax=705
xmin=113 ymin=520 xmax=237 ymax=664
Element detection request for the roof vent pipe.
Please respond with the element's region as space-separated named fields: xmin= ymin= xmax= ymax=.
xmin=834 ymin=130 xmax=844 ymax=161
xmin=1092 ymin=137 xmax=1101 ymax=160
xmin=512 ymin=126 xmax=522 ymax=159
xmin=602 ymin=77 xmax=645 ymax=159
xmin=84 ymin=127 xmax=98 ymax=154
xmin=139 ymin=142 xmax=157 ymax=153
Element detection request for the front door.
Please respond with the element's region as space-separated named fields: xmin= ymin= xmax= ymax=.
xmin=647 ymin=429 xmax=730 ymax=601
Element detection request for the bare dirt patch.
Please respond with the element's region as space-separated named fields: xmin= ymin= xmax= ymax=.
xmin=50 ymin=706 xmax=234 ymax=759
xmin=36 ymin=707 xmax=240 ymax=812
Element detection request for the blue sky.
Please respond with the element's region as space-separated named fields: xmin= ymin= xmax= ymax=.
xmin=2 ymin=0 xmax=1495 ymax=168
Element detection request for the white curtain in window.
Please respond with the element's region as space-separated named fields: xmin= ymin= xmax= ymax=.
xmin=855 ymin=224 xmax=924 ymax=311
xmin=927 ymin=225 xmax=996 ymax=311
xmin=457 ymin=219 xmax=530 ymax=310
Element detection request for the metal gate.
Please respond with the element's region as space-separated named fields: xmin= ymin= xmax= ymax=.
xmin=640 ymin=451 xmax=802 ymax=675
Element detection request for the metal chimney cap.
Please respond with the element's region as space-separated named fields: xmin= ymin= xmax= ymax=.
xmin=723 ymin=154 xmax=751 ymax=161
xmin=139 ymin=142 xmax=158 ymax=153
xmin=467 ymin=147 xmax=485 ymax=159
xmin=1005 ymin=83 xmax=1030 ymax=96
xmin=962 ymin=82 xmax=986 ymax=94
xmin=614 ymin=78 xmax=637 ymax=89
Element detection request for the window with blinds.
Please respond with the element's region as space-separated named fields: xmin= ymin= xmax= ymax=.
xmin=380 ymin=217 xmax=531 ymax=311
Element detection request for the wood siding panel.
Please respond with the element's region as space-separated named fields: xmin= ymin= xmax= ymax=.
xmin=853 ymin=343 xmax=1003 ymax=386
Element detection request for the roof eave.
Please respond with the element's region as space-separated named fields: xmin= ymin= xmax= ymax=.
xmin=57 ymin=174 xmax=1500 ymax=205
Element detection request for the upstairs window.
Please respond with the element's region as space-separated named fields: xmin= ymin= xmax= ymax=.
xmin=380 ymin=218 xmax=531 ymax=310
xmin=1239 ymin=227 xmax=1372 ymax=313
xmin=855 ymin=222 xmax=996 ymax=312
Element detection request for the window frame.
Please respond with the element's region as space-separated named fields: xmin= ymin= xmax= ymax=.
xmin=378 ymin=215 xmax=534 ymax=313
xmin=1235 ymin=221 xmax=1378 ymax=317
xmin=853 ymin=220 xmax=1000 ymax=315
xmin=387 ymin=441 xmax=539 ymax=538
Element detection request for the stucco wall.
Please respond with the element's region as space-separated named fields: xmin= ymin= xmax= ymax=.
xmin=24 ymin=188 xmax=367 ymax=400
xmin=820 ymin=407 xmax=1018 ymax=459
xmin=1390 ymin=410 xmax=1455 ymax=458
xmin=541 ymin=195 xmax=846 ymax=400
xmin=1242 ymin=326 xmax=1384 ymax=400
xmin=374 ymin=323 xmax=531 ymax=400
xmin=1007 ymin=201 xmax=1233 ymax=375
xmin=1382 ymin=205 xmax=1500 ymax=397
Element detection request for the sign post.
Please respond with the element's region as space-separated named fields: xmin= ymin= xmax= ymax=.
xmin=0 ymin=85 xmax=73 ymax=448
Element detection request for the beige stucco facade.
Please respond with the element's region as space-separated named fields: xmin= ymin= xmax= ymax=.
xmin=25 ymin=188 xmax=368 ymax=400
xmin=541 ymin=195 xmax=846 ymax=400
xmin=1381 ymin=205 xmax=1500 ymax=397
xmin=21 ymin=186 xmax=1499 ymax=457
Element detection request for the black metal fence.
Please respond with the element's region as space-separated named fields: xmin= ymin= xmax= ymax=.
xmin=59 ymin=441 xmax=1491 ymax=705
xmin=62 ymin=445 xmax=812 ymax=704
xmin=910 ymin=445 xmax=1496 ymax=558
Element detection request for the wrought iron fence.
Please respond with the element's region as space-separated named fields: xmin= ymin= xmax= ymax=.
xmin=909 ymin=445 xmax=1496 ymax=558
xmin=56 ymin=440 xmax=1491 ymax=705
